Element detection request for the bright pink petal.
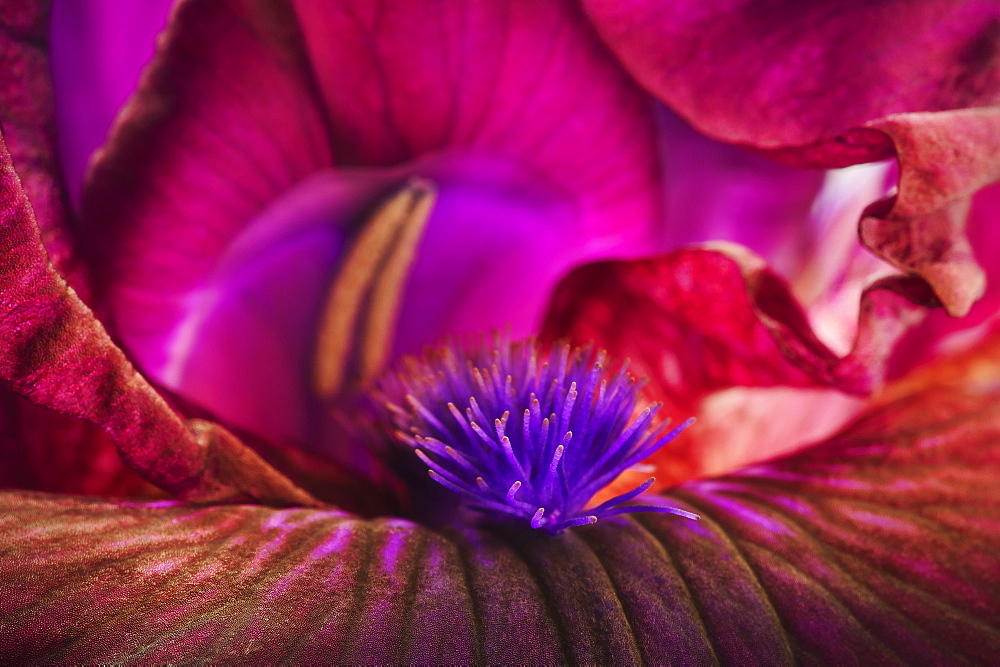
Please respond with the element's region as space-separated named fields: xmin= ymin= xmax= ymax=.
xmin=656 ymin=108 xmax=827 ymax=271
xmin=0 ymin=132 xmax=315 ymax=507
xmin=582 ymin=0 xmax=1000 ymax=157
xmin=81 ymin=0 xmax=664 ymax=448
xmin=1 ymin=377 xmax=997 ymax=661
xmin=292 ymin=0 xmax=663 ymax=244
xmin=49 ymin=0 xmax=174 ymax=206
xmin=0 ymin=0 xmax=81 ymax=289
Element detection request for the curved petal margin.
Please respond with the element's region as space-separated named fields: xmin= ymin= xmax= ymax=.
xmin=0 ymin=0 xmax=80 ymax=288
xmin=540 ymin=246 xmax=935 ymax=408
xmin=0 ymin=132 xmax=315 ymax=507
xmin=860 ymin=108 xmax=1000 ymax=317
xmin=582 ymin=0 xmax=1000 ymax=160
xmin=0 ymin=379 xmax=997 ymax=662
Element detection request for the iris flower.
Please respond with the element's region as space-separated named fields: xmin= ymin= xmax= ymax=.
xmin=2 ymin=0 xmax=999 ymax=661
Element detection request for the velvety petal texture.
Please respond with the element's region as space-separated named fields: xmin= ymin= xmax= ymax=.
xmin=583 ymin=0 xmax=1000 ymax=157
xmin=1 ymin=378 xmax=997 ymax=662
xmin=0 ymin=0 xmax=79 ymax=287
xmin=0 ymin=131 xmax=314 ymax=507
xmin=0 ymin=384 xmax=154 ymax=497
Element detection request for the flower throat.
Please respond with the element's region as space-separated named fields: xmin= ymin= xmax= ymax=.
xmin=378 ymin=338 xmax=698 ymax=534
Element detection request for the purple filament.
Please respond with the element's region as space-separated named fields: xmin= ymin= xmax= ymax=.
xmin=380 ymin=338 xmax=698 ymax=534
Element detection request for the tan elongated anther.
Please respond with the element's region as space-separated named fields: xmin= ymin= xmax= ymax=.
xmin=314 ymin=178 xmax=437 ymax=397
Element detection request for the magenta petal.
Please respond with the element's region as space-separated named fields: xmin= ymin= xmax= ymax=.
xmin=861 ymin=108 xmax=1000 ymax=317
xmin=1 ymin=381 xmax=997 ymax=661
xmin=80 ymin=0 xmax=336 ymax=308
xmin=583 ymin=0 xmax=1000 ymax=154
xmin=0 ymin=0 xmax=80 ymax=288
xmin=0 ymin=133 xmax=315 ymax=506
xmin=49 ymin=0 xmax=173 ymax=206
xmin=293 ymin=0 xmax=663 ymax=245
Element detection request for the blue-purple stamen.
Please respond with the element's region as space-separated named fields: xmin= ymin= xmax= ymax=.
xmin=379 ymin=338 xmax=699 ymax=534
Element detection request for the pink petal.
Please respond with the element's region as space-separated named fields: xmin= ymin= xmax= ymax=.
xmin=0 ymin=131 xmax=315 ymax=507
xmin=0 ymin=0 xmax=82 ymax=289
xmin=80 ymin=0 xmax=664 ymax=447
xmin=656 ymin=108 xmax=827 ymax=272
xmin=49 ymin=0 xmax=174 ymax=207
xmin=861 ymin=108 xmax=1000 ymax=317
xmin=1 ymin=376 xmax=997 ymax=661
xmin=292 ymin=0 xmax=663 ymax=244
xmin=582 ymin=0 xmax=1000 ymax=157
xmin=889 ymin=181 xmax=1000 ymax=374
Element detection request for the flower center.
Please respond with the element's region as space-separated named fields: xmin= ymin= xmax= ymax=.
xmin=378 ymin=338 xmax=698 ymax=533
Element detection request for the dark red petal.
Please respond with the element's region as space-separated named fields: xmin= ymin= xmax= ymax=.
xmin=0 ymin=383 xmax=156 ymax=497
xmin=1 ymin=377 xmax=997 ymax=661
xmin=582 ymin=0 xmax=1000 ymax=156
xmin=0 ymin=0 xmax=82 ymax=289
xmin=0 ymin=131 xmax=315 ymax=507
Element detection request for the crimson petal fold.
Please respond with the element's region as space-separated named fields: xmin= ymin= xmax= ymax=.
xmin=0 ymin=0 xmax=81 ymax=289
xmin=0 ymin=132 xmax=315 ymax=507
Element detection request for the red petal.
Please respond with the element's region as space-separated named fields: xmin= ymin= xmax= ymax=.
xmin=582 ymin=0 xmax=1000 ymax=157
xmin=541 ymin=247 xmax=932 ymax=406
xmin=540 ymin=246 xmax=936 ymax=481
xmin=0 ymin=0 xmax=83 ymax=290
xmin=0 ymin=131 xmax=315 ymax=507
xmin=1 ymin=377 xmax=996 ymax=661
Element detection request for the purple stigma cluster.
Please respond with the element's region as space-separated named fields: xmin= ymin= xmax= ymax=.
xmin=379 ymin=338 xmax=699 ymax=534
